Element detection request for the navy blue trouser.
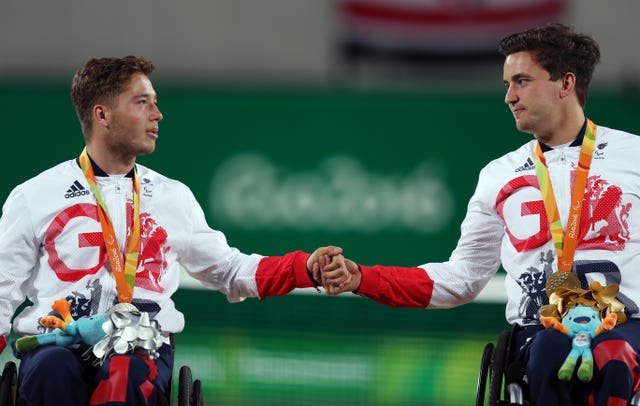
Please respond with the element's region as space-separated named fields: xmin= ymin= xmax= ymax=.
xmin=513 ymin=319 xmax=640 ymax=406
xmin=16 ymin=343 xmax=173 ymax=406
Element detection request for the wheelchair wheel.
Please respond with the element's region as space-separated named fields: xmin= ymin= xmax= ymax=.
xmin=192 ymin=379 xmax=203 ymax=406
xmin=0 ymin=361 xmax=17 ymax=406
xmin=488 ymin=330 xmax=511 ymax=406
xmin=475 ymin=342 xmax=494 ymax=406
xmin=178 ymin=365 xmax=193 ymax=406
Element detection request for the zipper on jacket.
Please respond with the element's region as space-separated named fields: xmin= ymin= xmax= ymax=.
xmin=99 ymin=176 xmax=129 ymax=311
xmin=558 ymin=148 xmax=573 ymax=230
xmin=113 ymin=177 xmax=127 ymax=252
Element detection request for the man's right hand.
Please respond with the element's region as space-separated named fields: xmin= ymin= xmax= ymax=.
xmin=320 ymin=255 xmax=361 ymax=295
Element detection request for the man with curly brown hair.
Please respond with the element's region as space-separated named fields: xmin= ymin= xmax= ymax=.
xmin=0 ymin=55 xmax=347 ymax=405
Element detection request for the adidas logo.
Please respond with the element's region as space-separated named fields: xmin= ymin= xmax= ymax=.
xmin=65 ymin=180 xmax=90 ymax=199
xmin=515 ymin=158 xmax=535 ymax=172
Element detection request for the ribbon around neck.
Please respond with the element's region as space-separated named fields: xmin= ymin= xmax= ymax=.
xmin=79 ymin=148 xmax=140 ymax=303
xmin=533 ymin=119 xmax=596 ymax=272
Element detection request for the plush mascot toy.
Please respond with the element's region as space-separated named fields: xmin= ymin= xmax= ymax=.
xmin=539 ymin=281 xmax=626 ymax=382
xmin=15 ymin=298 xmax=164 ymax=364
xmin=16 ymin=299 xmax=107 ymax=352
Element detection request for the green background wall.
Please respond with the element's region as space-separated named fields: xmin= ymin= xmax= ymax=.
xmin=1 ymin=82 xmax=639 ymax=405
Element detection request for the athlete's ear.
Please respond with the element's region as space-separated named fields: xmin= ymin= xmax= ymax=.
xmin=93 ymin=105 xmax=109 ymax=128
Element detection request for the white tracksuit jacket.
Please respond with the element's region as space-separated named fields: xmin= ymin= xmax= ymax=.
xmin=356 ymin=124 xmax=640 ymax=326
xmin=0 ymin=159 xmax=314 ymax=354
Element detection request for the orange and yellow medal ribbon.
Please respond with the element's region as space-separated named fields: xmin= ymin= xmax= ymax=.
xmin=533 ymin=119 xmax=596 ymax=272
xmin=79 ymin=148 xmax=140 ymax=303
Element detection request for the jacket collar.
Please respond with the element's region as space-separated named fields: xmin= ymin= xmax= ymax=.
xmin=75 ymin=154 xmax=135 ymax=178
xmin=538 ymin=119 xmax=587 ymax=152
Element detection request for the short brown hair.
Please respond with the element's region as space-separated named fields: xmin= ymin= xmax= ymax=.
xmin=498 ymin=23 xmax=600 ymax=107
xmin=71 ymin=56 xmax=155 ymax=138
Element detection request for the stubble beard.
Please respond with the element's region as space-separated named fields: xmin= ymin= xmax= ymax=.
xmin=107 ymin=124 xmax=156 ymax=162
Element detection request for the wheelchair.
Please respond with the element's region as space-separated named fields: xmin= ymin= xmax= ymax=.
xmin=0 ymin=352 xmax=203 ymax=406
xmin=476 ymin=329 xmax=524 ymax=406
xmin=476 ymin=328 xmax=640 ymax=406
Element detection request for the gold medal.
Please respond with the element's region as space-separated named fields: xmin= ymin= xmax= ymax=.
xmin=545 ymin=271 xmax=581 ymax=297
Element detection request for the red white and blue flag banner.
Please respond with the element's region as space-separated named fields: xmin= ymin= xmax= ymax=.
xmin=337 ymin=0 xmax=567 ymax=59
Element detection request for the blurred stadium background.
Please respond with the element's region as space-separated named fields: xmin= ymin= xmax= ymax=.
xmin=1 ymin=1 xmax=640 ymax=404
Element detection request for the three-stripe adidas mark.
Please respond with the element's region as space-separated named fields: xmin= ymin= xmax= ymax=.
xmin=65 ymin=180 xmax=91 ymax=199
xmin=515 ymin=158 xmax=535 ymax=172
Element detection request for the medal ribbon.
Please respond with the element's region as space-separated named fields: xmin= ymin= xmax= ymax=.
xmin=533 ymin=119 xmax=596 ymax=272
xmin=79 ymin=148 xmax=140 ymax=303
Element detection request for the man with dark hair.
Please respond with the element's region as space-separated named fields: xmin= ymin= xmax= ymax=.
xmin=0 ymin=55 xmax=347 ymax=405
xmin=321 ymin=24 xmax=640 ymax=404
xmin=498 ymin=23 xmax=600 ymax=107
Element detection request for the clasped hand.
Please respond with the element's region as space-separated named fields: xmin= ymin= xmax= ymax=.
xmin=306 ymin=246 xmax=360 ymax=295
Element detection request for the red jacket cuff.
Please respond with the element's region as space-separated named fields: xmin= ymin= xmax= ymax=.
xmin=293 ymin=251 xmax=315 ymax=288
xmin=353 ymin=264 xmax=433 ymax=308
xmin=255 ymin=250 xmax=315 ymax=299
xmin=355 ymin=264 xmax=380 ymax=297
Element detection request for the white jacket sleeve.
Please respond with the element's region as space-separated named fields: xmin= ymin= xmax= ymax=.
xmin=178 ymin=188 xmax=263 ymax=303
xmin=423 ymin=167 xmax=504 ymax=308
xmin=0 ymin=187 xmax=40 ymax=351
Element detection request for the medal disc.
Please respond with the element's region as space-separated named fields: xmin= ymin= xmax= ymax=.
xmin=546 ymin=271 xmax=581 ymax=297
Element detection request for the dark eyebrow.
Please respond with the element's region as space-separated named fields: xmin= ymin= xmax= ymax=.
xmin=510 ymin=73 xmax=533 ymax=82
